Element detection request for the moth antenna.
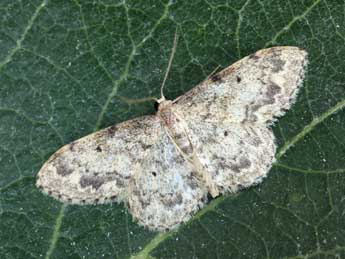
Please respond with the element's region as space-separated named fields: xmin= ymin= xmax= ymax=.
xmin=207 ymin=65 xmax=221 ymax=80
xmin=159 ymin=29 xmax=179 ymax=102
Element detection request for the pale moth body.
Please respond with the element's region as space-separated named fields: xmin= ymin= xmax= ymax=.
xmin=37 ymin=46 xmax=307 ymax=231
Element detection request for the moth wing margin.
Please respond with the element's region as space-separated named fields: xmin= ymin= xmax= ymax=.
xmin=36 ymin=115 xmax=161 ymax=205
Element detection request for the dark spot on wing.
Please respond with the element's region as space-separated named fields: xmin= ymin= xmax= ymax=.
xmin=54 ymin=158 xmax=73 ymax=176
xmin=151 ymin=171 xmax=157 ymax=177
xmin=80 ymin=175 xmax=106 ymax=190
xmin=230 ymin=157 xmax=251 ymax=173
xmin=162 ymin=193 xmax=183 ymax=207
xmin=69 ymin=141 xmax=76 ymax=151
xmin=210 ymin=73 xmax=222 ymax=83
xmin=260 ymin=82 xmax=282 ymax=105
xmin=224 ymin=131 xmax=229 ymax=136
xmin=236 ymin=76 xmax=241 ymax=83
xmin=239 ymin=157 xmax=251 ymax=169
xmin=107 ymin=125 xmax=117 ymax=136
xmin=262 ymin=97 xmax=275 ymax=105
xmin=140 ymin=142 xmax=153 ymax=150
xmin=96 ymin=145 xmax=102 ymax=152
xmin=270 ymin=56 xmax=286 ymax=73
xmin=249 ymin=54 xmax=260 ymax=60
xmin=267 ymin=82 xmax=281 ymax=98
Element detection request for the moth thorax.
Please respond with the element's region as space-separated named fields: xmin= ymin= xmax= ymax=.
xmin=157 ymin=100 xmax=173 ymax=111
xmin=156 ymin=100 xmax=173 ymax=124
xmin=157 ymin=104 xmax=194 ymax=157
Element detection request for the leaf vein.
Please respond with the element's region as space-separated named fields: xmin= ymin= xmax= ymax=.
xmin=276 ymin=98 xmax=345 ymax=159
xmin=273 ymin=163 xmax=345 ymax=174
xmin=235 ymin=0 xmax=251 ymax=58
xmin=264 ymin=0 xmax=322 ymax=46
xmin=94 ymin=0 xmax=172 ymax=129
xmin=44 ymin=204 xmax=66 ymax=259
xmin=0 ymin=0 xmax=47 ymax=70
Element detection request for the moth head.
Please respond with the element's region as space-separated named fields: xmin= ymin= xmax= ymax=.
xmin=154 ymin=97 xmax=172 ymax=112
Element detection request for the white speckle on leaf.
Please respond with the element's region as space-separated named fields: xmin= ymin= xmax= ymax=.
xmin=36 ymin=46 xmax=307 ymax=231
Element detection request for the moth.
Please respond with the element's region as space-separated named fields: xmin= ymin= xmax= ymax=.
xmin=36 ymin=41 xmax=307 ymax=231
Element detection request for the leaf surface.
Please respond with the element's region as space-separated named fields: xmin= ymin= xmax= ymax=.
xmin=1 ymin=0 xmax=345 ymax=258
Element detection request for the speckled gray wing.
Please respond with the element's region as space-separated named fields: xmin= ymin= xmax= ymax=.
xmin=36 ymin=116 xmax=162 ymax=204
xmin=37 ymin=114 xmax=207 ymax=230
xmin=173 ymin=46 xmax=307 ymax=196
xmin=178 ymin=116 xmax=276 ymax=194
xmin=174 ymin=46 xmax=307 ymax=124
xmin=127 ymin=126 xmax=207 ymax=231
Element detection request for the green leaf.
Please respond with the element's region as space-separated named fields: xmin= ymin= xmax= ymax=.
xmin=1 ymin=0 xmax=345 ymax=258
